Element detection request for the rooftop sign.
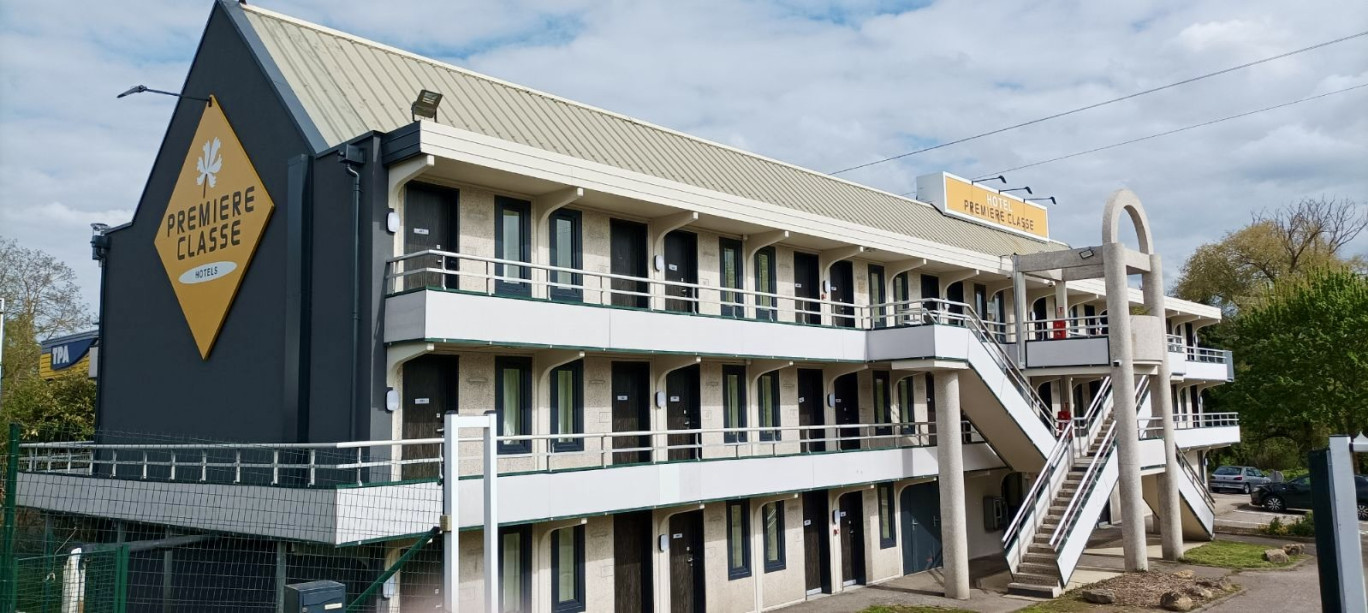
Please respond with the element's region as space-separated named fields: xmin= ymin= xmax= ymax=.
xmin=154 ymin=96 xmax=275 ymax=359
xmin=916 ymin=172 xmax=1049 ymax=240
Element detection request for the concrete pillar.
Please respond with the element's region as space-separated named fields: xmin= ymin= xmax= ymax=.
xmin=935 ymin=370 xmax=970 ymax=599
xmin=1144 ymin=253 xmax=1183 ymax=560
xmin=1102 ymin=241 xmax=1148 ymax=572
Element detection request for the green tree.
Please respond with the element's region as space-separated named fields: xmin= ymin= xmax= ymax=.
xmin=1174 ymin=197 xmax=1366 ymax=316
xmin=0 ymin=235 xmax=95 ymax=440
xmin=1218 ymin=270 xmax=1368 ymax=459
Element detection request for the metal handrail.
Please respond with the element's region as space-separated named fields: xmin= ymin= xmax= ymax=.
xmin=1003 ymin=376 xmax=1111 ymax=551
xmin=20 ymin=421 xmax=985 ymax=486
xmin=1177 ymin=452 xmax=1215 ymax=507
xmin=1049 ymin=376 xmax=1150 ymax=549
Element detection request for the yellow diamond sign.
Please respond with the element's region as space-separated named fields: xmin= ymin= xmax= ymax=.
xmin=154 ymin=96 xmax=275 ymax=359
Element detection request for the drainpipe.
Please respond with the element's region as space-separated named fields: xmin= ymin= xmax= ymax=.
xmin=340 ymin=144 xmax=366 ymax=441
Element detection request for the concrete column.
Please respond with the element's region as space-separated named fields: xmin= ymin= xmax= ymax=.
xmin=935 ymin=370 xmax=970 ymax=599
xmin=1102 ymin=241 xmax=1148 ymax=572
xmin=1143 ymin=253 xmax=1183 ymax=560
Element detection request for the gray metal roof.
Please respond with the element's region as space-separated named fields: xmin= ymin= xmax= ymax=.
xmin=241 ymin=5 xmax=1058 ymax=257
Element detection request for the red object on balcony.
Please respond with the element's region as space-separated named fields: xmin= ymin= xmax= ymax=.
xmin=1051 ymin=318 xmax=1066 ymax=339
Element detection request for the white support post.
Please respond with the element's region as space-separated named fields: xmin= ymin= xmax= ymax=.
xmin=0 ymin=298 xmax=6 ymax=406
xmin=442 ymin=410 xmax=459 ymax=613
xmin=481 ymin=412 xmax=499 ymax=613
xmin=442 ymin=411 xmax=500 ymax=613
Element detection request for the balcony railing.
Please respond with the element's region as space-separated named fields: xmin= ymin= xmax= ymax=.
xmin=386 ymin=249 xmax=1013 ymax=336
xmin=19 ymin=421 xmax=984 ymax=488
xmin=1141 ymin=412 xmax=1240 ymax=438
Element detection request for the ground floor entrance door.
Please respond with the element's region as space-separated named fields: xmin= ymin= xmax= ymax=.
xmin=667 ymin=365 xmax=701 ymax=460
xmin=900 ymin=482 xmax=942 ymax=574
xmin=834 ymin=373 xmax=860 ymax=450
xmin=614 ymin=511 xmax=653 ymax=613
xmin=839 ymin=492 xmax=866 ymax=586
xmin=669 ymin=511 xmax=706 ymax=613
xmin=612 ymin=362 xmax=650 ymax=464
xmin=797 ymin=369 xmax=825 ymax=453
xmin=802 ymin=491 xmax=832 ymax=595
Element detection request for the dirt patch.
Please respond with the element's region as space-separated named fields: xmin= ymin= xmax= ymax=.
xmin=1076 ymin=570 xmax=1237 ymax=609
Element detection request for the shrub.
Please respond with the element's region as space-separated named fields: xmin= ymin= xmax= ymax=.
xmin=1263 ymin=516 xmax=1287 ymax=536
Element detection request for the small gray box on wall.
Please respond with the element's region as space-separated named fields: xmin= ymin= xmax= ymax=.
xmin=285 ymin=580 xmax=345 ymax=613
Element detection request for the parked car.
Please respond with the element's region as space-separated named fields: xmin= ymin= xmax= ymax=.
xmin=1209 ymin=465 xmax=1271 ymax=494
xmin=1251 ymin=474 xmax=1368 ymax=520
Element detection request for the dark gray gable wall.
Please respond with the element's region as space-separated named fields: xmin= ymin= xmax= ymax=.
xmin=97 ymin=1 xmax=323 ymax=443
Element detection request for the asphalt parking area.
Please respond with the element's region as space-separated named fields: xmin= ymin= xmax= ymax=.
xmin=1209 ymin=490 xmax=1368 ymax=537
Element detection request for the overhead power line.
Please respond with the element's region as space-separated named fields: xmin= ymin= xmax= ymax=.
xmin=828 ymin=29 xmax=1368 ymax=176
xmin=987 ymin=83 xmax=1368 ymax=175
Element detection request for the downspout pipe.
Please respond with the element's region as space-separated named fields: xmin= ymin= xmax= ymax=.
xmin=340 ymin=144 xmax=366 ymax=441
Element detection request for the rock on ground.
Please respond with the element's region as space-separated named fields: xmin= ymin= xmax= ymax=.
xmin=1174 ymin=569 xmax=1195 ymax=579
xmin=1264 ymin=549 xmax=1290 ymax=564
xmin=1282 ymin=543 xmax=1305 ymax=556
xmin=1080 ymin=588 xmax=1116 ymax=604
xmin=1161 ymin=591 xmax=1196 ymax=611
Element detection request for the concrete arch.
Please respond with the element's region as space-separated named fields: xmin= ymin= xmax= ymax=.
xmin=1101 ymin=189 xmax=1155 ymax=254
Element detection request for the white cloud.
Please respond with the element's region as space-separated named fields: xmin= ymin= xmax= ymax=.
xmin=1 ymin=0 xmax=1366 ymax=311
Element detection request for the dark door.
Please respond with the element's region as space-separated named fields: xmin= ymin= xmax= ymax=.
xmin=797 ymin=369 xmax=825 ymax=453
xmin=669 ymin=511 xmax=706 ymax=613
xmin=667 ymin=366 xmax=701 ymax=460
xmin=401 ymin=355 xmax=457 ymax=480
xmin=802 ymin=491 xmax=832 ymax=595
xmin=402 ymin=183 xmax=458 ymax=290
xmin=900 ymin=482 xmax=942 ymax=574
xmin=829 ymin=260 xmax=855 ymax=327
xmin=612 ymin=362 xmax=651 ymax=464
xmin=611 ymin=220 xmax=649 ymax=308
xmin=920 ymin=274 xmax=940 ymax=322
xmin=973 ymin=283 xmax=988 ymax=320
xmin=615 ymin=511 xmax=653 ymax=613
xmin=834 ymin=373 xmax=860 ymax=450
xmin=794 ymin=252 xmax=821 ymax=325
xmin=664 ymin=231 xmax=698 ymax=313
xmin=946 ymin=281 xmax=964 ymax=318
xmin=838 ymin=493 xmax=866 ymax=585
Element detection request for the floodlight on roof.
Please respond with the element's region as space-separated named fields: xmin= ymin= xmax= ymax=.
xmin=1026 ymin=196 xmax=1058 ymax=206
xmin=1000 ymin=186 xmax=1033 ymax=195
xmin=971 ymin=175 xmax=1006 ymax=185
xmin=412 ymin=89 xmax=443 ymax=121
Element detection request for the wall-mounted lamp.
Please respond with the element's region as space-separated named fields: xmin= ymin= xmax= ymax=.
xmin=411 ymin=89 xmax=443 ymax=121
xmin=826 ymin=392 xmax=838 ymax=408
xmin=1078 ymin=248 xmax=1095 ymax=260
xmin=386 ymin=209 xmax=400 ymax=234
xmin=117 ymin=84 xmax=210 ymax=104
xmin=653 ymin=254 xmax=666 ymax=272
xmin=385 ymin=388 xmax=399 ymax=412
xmin=971 ymin=175 xmax=1006 ymax=185
xmin=655 ymin=391 xmax=667 ymax=408
xmin=1026 ymin=196 xmax=1057 ymax=206
xmin=1000 ymin=186 xmax=1033 ymax=195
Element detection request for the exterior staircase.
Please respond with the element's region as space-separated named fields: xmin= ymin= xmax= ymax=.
xmin=1007 ymin=416 xmax=1113 ymax=597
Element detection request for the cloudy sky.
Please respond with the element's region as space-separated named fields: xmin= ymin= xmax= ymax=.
xmin=1 ymin=0 xmax=1365 ymax=311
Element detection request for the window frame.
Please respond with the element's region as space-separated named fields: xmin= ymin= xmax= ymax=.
xmin=762 ymin=501 xmax=786 ymax=572
xmin=873 ymin=371 xmax=892 ymax=437
xmin=494 ymin=196 xmax=532 ymax=297
xmin=757 ymin=371 xmax=781 ymax=442
xmin=550 ymin=525 xmax=587 ymax=613
xmin=495 ymin=356 xmax=533 ymax=454
xmin=868 ymin=264 xmax=886 ymax=328
xmin=549 ymin=360 xmax=584 ymax=453
xmin=722 ymin=365 xmax=748 ymax=444
xmin=726 ymin=500 xmax=752 ymax=580
xmin=500 ymin=525 xmax=532 ymax=612
xmin=548 ymin=208 xmax=583 ymax=302
xmin=754 ymin=246 xmax=777 ymax=321
xmin=719 ymin=238 xmax=745 ymax=318
xmin=878 ymin=483 xmax=897 ymax=548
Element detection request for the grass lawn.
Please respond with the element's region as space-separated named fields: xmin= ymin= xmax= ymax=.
xmin=1181 ymin=539 xmax=1302 ymax=569
xmin=859 ymin=606 xmax=978 ymax=613
xmin=1012 ymin=597 xmax=1096 ymax=612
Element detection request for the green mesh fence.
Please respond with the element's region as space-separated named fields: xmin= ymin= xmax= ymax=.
xmin=2 ymin=423 xmax=448 ymax=613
